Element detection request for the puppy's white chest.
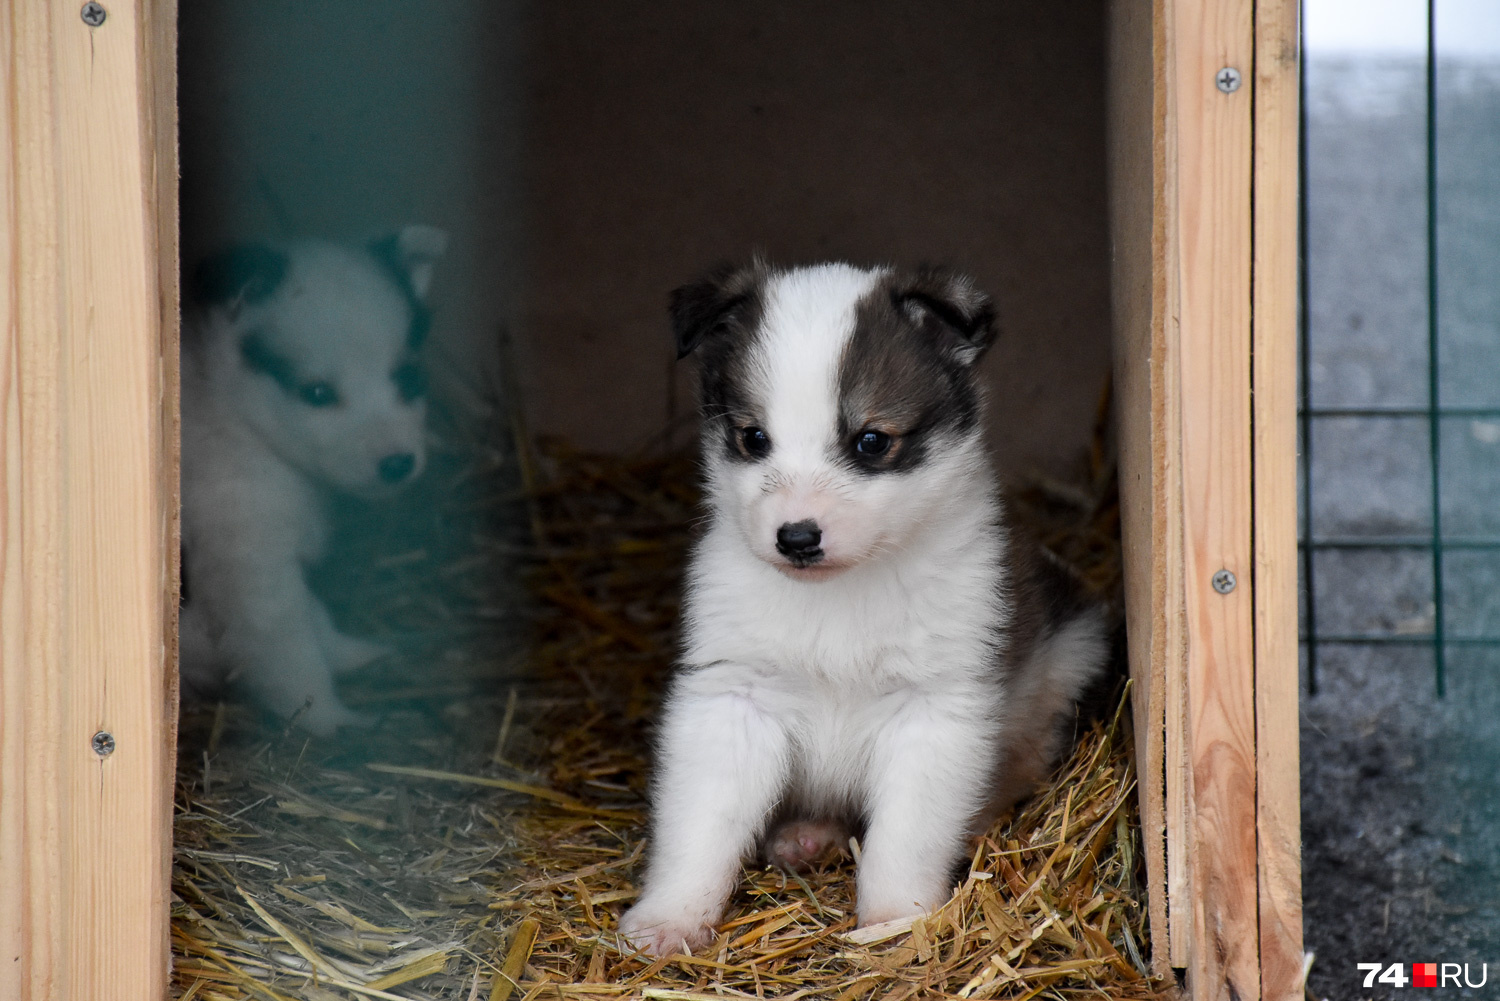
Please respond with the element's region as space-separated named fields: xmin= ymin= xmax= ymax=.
xmin=794 ymin=677 xmax=960 ymax=776
xmin=687 ymin=536 xmax=1002 ymax=694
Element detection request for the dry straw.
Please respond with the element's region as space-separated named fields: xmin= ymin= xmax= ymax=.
xmin=172 ymin=387 xmax=1170 ymax=1000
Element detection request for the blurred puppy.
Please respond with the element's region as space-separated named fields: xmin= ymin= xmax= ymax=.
xmin=179 ymin=227 xmax=446 ymax=735
xmin=620 ymin=262 xmax=1109 ymax=955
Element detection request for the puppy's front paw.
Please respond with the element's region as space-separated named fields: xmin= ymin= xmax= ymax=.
xmin=763 ymin=818 xmax=846 ymax=871
xmin=295 ymin=699 xmax=377 ymax=737
xmin=325 ymin=632 xmax=393 ymax=676
xmin=856 ymin=900 xmax=931 ymax=928
xmin=618 ymin=899 xmax=719 ymax=957
xmin=855 ymin=868 xmax=953 ymax=928
xmin=856 ymin=879 xmax=956 ymax=928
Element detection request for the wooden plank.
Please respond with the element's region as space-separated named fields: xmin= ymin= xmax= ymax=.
xmin=2 ymin=8 xmax=68 ymax=993
xmin=1105 ymin=0 xmax=1180 ymax=976
xmin=1169 ymin=0 xmax=1259 ymax=998
xmin=144 ymin=0 xmax=183 ymax=868
xmin=1252 ymin=1 xmax=1304 ymax=998
xmin=1157 ymin=0 xmax=1193 ymax=969
xmin=0 ymin=4 xmax=62 ymax=992
xmin=0 ymin=2 xmax=177 ymax=998
xmin=1114 ymin=1 xmax=1303 ymax=993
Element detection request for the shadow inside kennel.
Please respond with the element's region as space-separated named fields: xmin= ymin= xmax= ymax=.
xmin=171 ymin=3 xmax=1148 ymax=997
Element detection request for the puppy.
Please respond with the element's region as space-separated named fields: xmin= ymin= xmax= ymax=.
xmin=619 ymin=262 xmax=1110 ymax=955
xmin=179 ymin=227 xmax=446 ymax=735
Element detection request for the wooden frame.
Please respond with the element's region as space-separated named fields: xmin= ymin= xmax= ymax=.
xmin=0 ymin=1 xmax=1302 ymax=997
xmin=1 ymin=2 xmax=179 ymax=998
xmin=1109 ymin=0 xmax=1303 ymax=998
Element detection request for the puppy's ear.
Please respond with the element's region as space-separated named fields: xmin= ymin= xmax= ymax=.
xmin=892 ymin=267 xmax=997 ymax=366
xmin=370 ymin=225 xmax=449 ymax=300
xmin=192 ymin=244 xmax=289 ymax=313
xmin=670 ymin=263 xmax=763 ymax=360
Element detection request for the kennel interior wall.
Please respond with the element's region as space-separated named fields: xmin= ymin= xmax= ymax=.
xmin=175 ymin=0 xmax=1115 ymax=478
xmin=0 ymin=0 xmax=1301 ymax=998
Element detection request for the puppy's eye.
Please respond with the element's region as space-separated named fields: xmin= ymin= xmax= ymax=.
xmin=738 ymin=426 xmax=772 ymax=459
xmin=393 ymin=361 xmax=426 ymax=402
xmin=855 ymin=429 xmax=892 ymax=456
xmin=298 ymin=381 xmax=339 ymax=407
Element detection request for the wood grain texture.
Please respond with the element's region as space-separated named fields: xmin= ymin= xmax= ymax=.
xmin=1169 ymin=0 xmax=1259 ymax=998
xmin=1251 ymin=1 xmax=1304 ymax=997
xmin=1105 ymin=0 xmax=1180 ymax=975
xmin=0 ymin=2 xmax=177 ymax=998
xmin=1157 ymin=0 xmax=1194 ymax=969
xmin=144 ymin=0 xmax=183 ymax=873
xmin=1112 ymin=2 xmax=1303 ymax=993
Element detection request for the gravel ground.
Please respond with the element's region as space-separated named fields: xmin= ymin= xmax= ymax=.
xmin=1300 ymin=55 xmax=1500 ymax=1000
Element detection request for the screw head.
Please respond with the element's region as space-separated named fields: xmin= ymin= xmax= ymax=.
xmin=91 ymin=730 xmax=115 ymax=757
xmin=80 ymin=2 xmax=106 ymax=27
xmin=1212 ymin=569 xmax=1238 ymax=595
xmin=1216 ymin=67 xmax=1242 ymax=94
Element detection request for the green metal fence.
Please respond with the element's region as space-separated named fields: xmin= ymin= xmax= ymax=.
xmin=1299 ymin=0 xmax=1500 ymax=696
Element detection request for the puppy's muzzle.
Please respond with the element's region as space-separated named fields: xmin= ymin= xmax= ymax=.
xmin=378 ymin=452 xmax=417 ymax=485
xmin=775 ymin=520 xmax=823 ymax=566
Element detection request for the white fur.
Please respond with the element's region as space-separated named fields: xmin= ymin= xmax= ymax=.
xmin=180 ymin=229 xmax=444 ymax=735
xmin=620 ymin=264 xmax=1107 ymax=955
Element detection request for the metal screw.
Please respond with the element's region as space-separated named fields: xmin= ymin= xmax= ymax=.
xmin=1216 ymin=67 xmax=1242 ymax=94
xmin=80 ymin=2 xmax=106 ymax=27
xmin=1212 ymin=569 xmax=1237 ymax=595
xmin=92 ymin=730 xmax=115 ymax=757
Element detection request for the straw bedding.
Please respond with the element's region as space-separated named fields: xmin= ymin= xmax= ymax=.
xmin=170 ymin=400 xmax=1173 ymax=1000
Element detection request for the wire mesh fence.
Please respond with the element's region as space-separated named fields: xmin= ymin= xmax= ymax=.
xmin=1298 ymin=0 xmax=1500 ymax=697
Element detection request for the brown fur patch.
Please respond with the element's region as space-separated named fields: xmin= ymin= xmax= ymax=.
xmin=837 ymin=268 xmax=996 ymax=473
xmin=671 ymin=262 xmax=772 ymax=460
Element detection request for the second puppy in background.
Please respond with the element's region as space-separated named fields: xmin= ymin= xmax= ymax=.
xmin=620 ymin=261 xmax=1110 ymax=955
xmin=180 ymin=226 xmax=446 ymax=735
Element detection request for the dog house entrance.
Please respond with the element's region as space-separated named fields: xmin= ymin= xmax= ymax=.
xmin=169 ymin=3 xmax=1144 ymax=997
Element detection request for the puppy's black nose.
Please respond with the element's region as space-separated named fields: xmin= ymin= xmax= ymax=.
xmin=775 ymin=520 xmax=823 ymax=562
xmin=378 ymin=452 xmax=416 ymax=484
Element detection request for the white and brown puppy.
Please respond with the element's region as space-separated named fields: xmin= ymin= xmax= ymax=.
xmin=619 ymin=262 xmax=1109 ymax=955
xmin=179 ymin=227 xmax=446 ymax=735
